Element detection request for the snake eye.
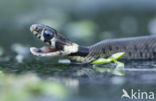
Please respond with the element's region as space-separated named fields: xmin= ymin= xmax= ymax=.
xmin=43 ymin=30 xmax=54 ymax=40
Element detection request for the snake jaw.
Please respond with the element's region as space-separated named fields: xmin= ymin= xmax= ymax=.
xmin=30 ymin=44 xmax=79 ymax=57
xmin=30 ymin=46 xmax=64 ymax=57
xmin=30 ymin=24 xmax=63 ymax=57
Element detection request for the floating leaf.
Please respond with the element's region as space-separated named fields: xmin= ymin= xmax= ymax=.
xmin=91 ymin=58 xmax=112 ymax=64
xmin=91 ymin=52 xmax=125 ymax=65
xmin=92 ymin=52 xmax=125 ymax=76
xmin=110 ymin=52 xmax=125 ymax=61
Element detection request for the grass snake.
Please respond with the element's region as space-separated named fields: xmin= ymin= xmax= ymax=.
xmin=30 ymin=24 xmax=156 ymax=63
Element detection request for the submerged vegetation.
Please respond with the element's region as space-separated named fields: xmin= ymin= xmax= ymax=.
xmin=0 ymin=73 xmax=69 ymax=101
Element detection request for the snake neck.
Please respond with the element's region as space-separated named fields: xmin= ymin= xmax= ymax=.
xmin=68 ymin=46 xmax=89 ymax=57
xmin=67 ymin=45 xmax=93 ymax=63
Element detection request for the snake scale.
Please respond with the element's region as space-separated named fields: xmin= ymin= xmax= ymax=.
xmin=30 ymin=24 xmax=156 ymax=63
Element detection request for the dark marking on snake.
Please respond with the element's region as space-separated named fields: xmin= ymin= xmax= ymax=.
xmin=145 ymin=44 xmax=149 ymax=49
xmin=35 ymin=33 xmax=38 ymax=36
xmin=134 ymin=45 xmax=137 ymax=51
xmin=108 ymin=45 xmax=112 ymax=51
xmin=38 ymin=36 xmax=41 ymax=39
xmin=102 ymin=48 xmax=106 ymax=53
xmin=44 ymin=39 xmax=51 ymax=45
xmin=153 ymin=51 xmax=156 ymax=57
xmin=128 ymin=52 xmax=132 ymax=57
xmin=55 ymin=42 xmax=63 ymax=50
xmin=68 ymin=46 xmax=89 ymax=57
xmin=140 ymin=52 xmax=143 ymax=58
xmin=116 ymin=46 xmax=119 ymax=50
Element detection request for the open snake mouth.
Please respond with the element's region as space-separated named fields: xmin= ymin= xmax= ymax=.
xmin=30 ymin=24 xmax=79 ymax=57
xmin=30 ymin=46 xmax=63 ymax=57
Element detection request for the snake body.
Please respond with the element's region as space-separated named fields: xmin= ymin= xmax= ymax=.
xmin=30 ymin=24 xmax=156 ymax=63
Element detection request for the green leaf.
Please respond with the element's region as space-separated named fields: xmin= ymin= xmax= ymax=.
xmin=110 ymin=52 xmax=125 ymax=61
xmin=91 ymin=52 xmax=125 ymax=65
xmin=92 ymin=52 xmax=126 ymax=76
xmin=91 ymin=58 xmax=112 ymax=64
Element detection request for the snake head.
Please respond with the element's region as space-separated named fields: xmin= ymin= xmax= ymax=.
xmin=30 ymin=24 xmax=79 ymax=57
xmin=30 ymin=24 xmax=57 ymax=45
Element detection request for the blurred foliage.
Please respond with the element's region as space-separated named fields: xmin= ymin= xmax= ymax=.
xmin=0 ymin=73 xmax=69 ymax=101
xmin=0 ymin=70 xmax=3 ymax=74
xmin=64 ymin=21 xmax=97 ymax=43
xmin=0 ymin=46 xmax=4 ymax=56
xmin=1 ymin=0 xmax=156 ymax=47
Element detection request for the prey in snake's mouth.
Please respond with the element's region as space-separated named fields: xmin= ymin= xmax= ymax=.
xmin=30 ymin=24 xmax=79 ymax=57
